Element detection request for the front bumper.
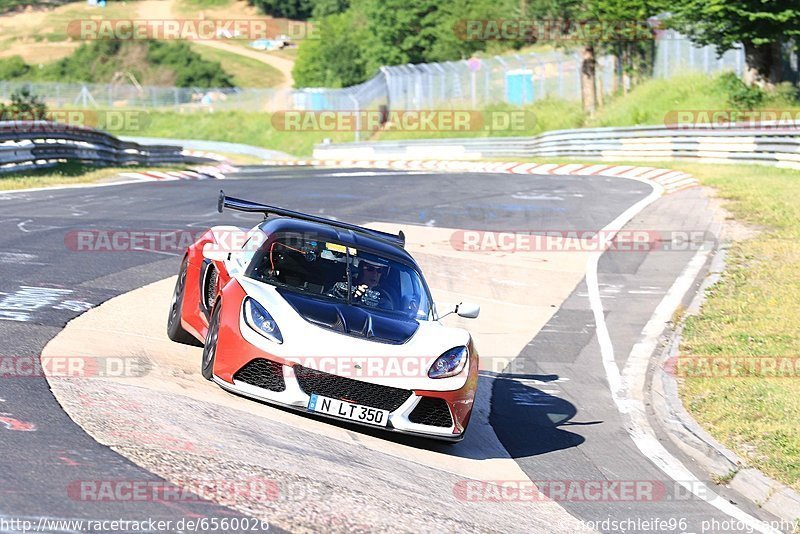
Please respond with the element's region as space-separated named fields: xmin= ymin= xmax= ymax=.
xmin=211 ymin=363 xmax=466 ymax=441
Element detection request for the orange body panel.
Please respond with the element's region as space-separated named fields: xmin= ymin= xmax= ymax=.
xmin=180 ymin=229 xmax=232 ymax=341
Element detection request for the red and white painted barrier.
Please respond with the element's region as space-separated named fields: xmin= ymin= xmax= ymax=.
xmin=258 ymin=159 xmax=698 ymax=194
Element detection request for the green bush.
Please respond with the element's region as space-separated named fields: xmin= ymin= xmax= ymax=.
xmin=0 ymin=56 xmax=31 ymax=79
xmin=1 ymin=41 xmax=234 ymax=88
xmin=716 ymin=72 xmax=766 ymax=110
xmin=146 ymin=41 xmax=233 ymax=88
xmin=0 ymin=88 xmax=48 ymax=120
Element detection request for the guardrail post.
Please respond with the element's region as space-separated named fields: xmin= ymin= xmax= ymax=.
xmin=348 ymin=94 xmax=361 ymax=142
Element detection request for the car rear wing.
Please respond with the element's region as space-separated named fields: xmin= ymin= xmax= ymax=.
xmin=217 ymin=190 xmax=405 ymax=248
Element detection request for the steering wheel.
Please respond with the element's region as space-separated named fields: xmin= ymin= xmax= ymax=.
xmin=374 ymin=288 xmax=396 ymax=311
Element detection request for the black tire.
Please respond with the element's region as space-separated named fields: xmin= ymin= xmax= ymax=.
xmin=201 ymin=303 xmax=221 ymax=381
xmin=167 ymin=257 xmax=203 ymax=347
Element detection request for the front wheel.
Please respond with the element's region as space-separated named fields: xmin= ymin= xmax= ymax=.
xmin=167 ymin=257 xmax=202 ymax=347
xmin=201 ymin=303 xmax=221 ymax=380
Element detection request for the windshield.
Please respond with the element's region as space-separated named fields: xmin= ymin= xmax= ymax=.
xmin=246 ymin=232 xmax=432 ymax=321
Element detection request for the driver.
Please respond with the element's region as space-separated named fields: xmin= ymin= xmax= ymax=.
xmin=330 ymin=258 xmax=393 ymax=310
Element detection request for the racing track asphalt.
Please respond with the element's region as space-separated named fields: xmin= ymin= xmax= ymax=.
xmin=0 ymin=166 xmax=786 ymax=533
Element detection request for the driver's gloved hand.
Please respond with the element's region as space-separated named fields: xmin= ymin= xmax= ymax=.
xmin=353 ymin=284 xmax=369 ymax=299
xmin=331 ymin=281 xmax=348 ymax=298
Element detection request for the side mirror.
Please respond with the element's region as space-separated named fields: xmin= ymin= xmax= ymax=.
xmin=456 ymin=302 xmax=480 ymax=319
xmin=436 ymin=301 xmax=480 ymax=320
xmin=203 ymin=242 xmax=230 ymax=262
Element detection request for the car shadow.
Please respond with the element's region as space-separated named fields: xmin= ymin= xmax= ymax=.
xmin=221 ymin=372 xmax=592 ymax=460
xmin=377 ymin=373 xmax=592 ymax=460
xmin=486 ymin=373 xmax=596 ymax=458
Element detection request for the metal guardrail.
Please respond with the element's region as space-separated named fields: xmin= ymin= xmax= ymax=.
xmin=0 ymin=121 xmax=199 ymax=173
xmin=313 ymin=124 xmax=800 ymax=169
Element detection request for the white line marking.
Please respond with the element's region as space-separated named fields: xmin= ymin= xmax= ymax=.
xmin=586 ymin=179 xmax=780 ymax=533
xmin=0 ymin=177 xmax=153 ymax=195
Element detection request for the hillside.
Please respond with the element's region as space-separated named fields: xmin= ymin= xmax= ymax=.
xmin=0 ymin=0 xmax=290 ymax=88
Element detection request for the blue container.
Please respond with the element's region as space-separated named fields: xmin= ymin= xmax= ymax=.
xmin=505 ymin=69 xmax=534 ymax=105
xmin=307 ymin=90 xmax=329 ymax=111
xmin=293 ymin=89 xmax=330 ymax=111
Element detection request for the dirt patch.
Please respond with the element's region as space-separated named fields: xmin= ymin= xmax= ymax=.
xmin=0 ymin=41 xmax=79 ymax=62
xmin=704 ymin=188 xmax=762 ymax=243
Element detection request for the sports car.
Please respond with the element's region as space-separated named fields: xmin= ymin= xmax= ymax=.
xmin=167 ymin=191 xmax=480 ymax=441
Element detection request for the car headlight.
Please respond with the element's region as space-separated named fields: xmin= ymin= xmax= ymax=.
xmin=428 ymin=346 xmax=468 ymax=378
xmin=243 ymin=297 xmax=283 ymax=344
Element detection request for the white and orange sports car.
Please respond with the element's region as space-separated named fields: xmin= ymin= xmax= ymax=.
xmin=167 ymin=191 xmax=480 ymax=441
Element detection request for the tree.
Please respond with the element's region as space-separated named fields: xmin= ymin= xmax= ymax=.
xmin=292 ymin=0 xmax=527 ymax=89
xmin=248 ymin=0 xmax=316 ymax=20
xmin=355 ymin=0 xmax=446 ymax=76
xmin=525 ymin=0 xmax=601 ymax=113
xmin=666 ymin=0 xmax=800 ymax=88
xmin=526 ymin=0 xmax=662 ymax=113
xmin=293 ymin=11 xmax=367 ymax=87
xmin=427 ymin=0 xmax=516 ymax=62
xmin=311 ymin=0 xmax=350 ymax=18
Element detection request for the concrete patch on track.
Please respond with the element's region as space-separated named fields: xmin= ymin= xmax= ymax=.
xmin=42 ymin=223 xmax=596 ymax=533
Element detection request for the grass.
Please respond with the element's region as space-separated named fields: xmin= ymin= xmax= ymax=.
xmin=0 ymin=162 xmax=181 ymax=190
xmin=672 ymin=163 xmax=800 ymax=492
xmin=372 ymin=99 xmax=585 ymax=142
xmin=107 ymin=110 xmax=355 ymax=157
xmin=93 ymin=72 xmax=798 ymax=157
xmin=189 ymin=43 xmax=284 ymax=87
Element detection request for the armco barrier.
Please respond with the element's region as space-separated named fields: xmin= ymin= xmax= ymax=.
xmin=312 ymin=123 xmax=800 ymax=169
xmin=0 ymin=121 xmax=206 ymax=173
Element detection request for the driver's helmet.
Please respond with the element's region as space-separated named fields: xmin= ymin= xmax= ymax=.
xmin=356 ymin=257 xmax=389 ymax=282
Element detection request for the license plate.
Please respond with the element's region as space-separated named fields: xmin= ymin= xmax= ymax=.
xmin=307 ymin=394 xmax=389 ymax=427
